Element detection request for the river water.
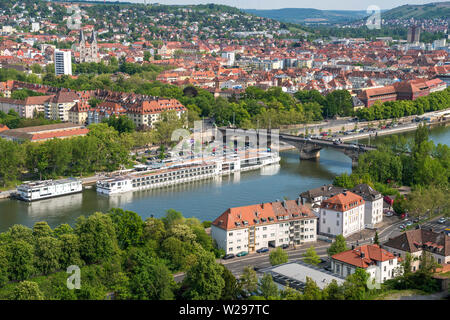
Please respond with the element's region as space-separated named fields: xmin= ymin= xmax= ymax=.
xmin=0 ymin=124 xmax=448 ymax=232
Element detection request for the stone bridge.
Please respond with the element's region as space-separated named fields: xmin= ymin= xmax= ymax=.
xmin=217 ymin=127 xmax=377 ymax=167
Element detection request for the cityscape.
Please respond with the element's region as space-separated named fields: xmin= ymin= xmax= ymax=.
xmin=0 ymin=0 xmax=449 ymax=309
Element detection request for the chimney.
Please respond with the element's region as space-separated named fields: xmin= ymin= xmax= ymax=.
xmin=351 ymin=245 xmax=355 ymax=250
xmin=361 ymin=252 xmax=365 ymax=259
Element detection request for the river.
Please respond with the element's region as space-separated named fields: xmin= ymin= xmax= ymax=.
xmin=0 ymin=124 xmax=448 ymax=232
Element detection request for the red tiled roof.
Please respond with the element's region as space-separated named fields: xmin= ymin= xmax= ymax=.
xmin=320 ymin=191 xmax=364 ymax=212
xmin=31 ymin=128 xmax=89 ymax=141
xmin=212 ymin=199 xmax=316 ymax=231
xmin=332 ymin=244 xmax=395 ymax=268
xmin=0 ymin=124 xmax=9 ymax=132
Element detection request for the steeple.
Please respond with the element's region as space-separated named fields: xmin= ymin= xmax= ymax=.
xmin=80 ymin=29 xmax=85 ymax=43
xmin=90 ymin=31 xmax=97 ymax=44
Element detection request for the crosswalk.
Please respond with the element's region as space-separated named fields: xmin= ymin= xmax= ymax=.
xmin=418 ymin=221 xmax=449 ymax=233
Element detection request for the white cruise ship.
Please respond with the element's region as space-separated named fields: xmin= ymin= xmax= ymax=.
xmin=96 ymin=150 xmax=280 ymax=196
xmin=16 ymin=178 xmax=83 ymax=202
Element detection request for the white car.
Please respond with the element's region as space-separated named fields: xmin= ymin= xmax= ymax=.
xmin=438 ymin=217 xmax=447 ymax=224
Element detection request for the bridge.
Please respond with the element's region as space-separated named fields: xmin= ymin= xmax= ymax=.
xmin=217 ymin=127 xmax=377 ymax=167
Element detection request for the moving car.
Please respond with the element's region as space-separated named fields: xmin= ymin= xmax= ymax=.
xmin=256 ymin=247 xmax=269 ymax=253
xmin=223 ymin=254 xmax=235 ymax=260
xmin=236 ymin=251 xmax=248 ymax=257
xmin=438 ymin=217 xmax=447 ymax=224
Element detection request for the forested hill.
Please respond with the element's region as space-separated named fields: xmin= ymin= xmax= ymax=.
xmin=382 ymin=1 xmax=450 ymax=19
xmin=244 ymin=8 xmax=369 ymax=24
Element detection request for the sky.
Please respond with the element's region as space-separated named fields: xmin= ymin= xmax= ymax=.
xmin=110 ymin=0 xmax=448 ymax=11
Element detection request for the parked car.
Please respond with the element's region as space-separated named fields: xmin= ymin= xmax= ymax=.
xmin=236 ymin=251 xmax=248 ymax=257
xmin=438 ymin=217 xmax=447 ymax=224
xmin=281 ymin=244 xmax=289 ymax=249
xmin=405 ymin=221 xmax=413 ymax=226
xmin=223 ymin=254 xmax=235 ymax=260
xmin=385 ymin=211 xmax=394 ymax=217
xmin=413 ymin=218 xmax=420 ymax=223
xmin=398 ymin=224 xmax=405 ymax=230
xmin=256 ymin=247 xmax=269 ymax=253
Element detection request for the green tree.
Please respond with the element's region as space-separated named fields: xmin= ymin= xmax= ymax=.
xmin=7 ymin=240 xmax=35 ymax=281
xmin=239 ymin=266 xmax=259 ymax=297
xmin=181 ymin=251 xmax=225 ymax=300
xmin=10 ymin=281 xmax=44 ymax=300
xmin=303 ymin=246 xmax=321 ymax=265
xmin=258 ymin=273 xmax=279 ymax=299
xmin=269 ymin=247 xmax=288 ymax=266
xmin=75 ymin=212 xmax=119 ymax=264
xmin=327 ymin=235 xmax=348 ymax=256
xmin=108 ymin=208 xmax=144 ymax=249
xmin=373 ymin=231 xmax=379 ymax=245
xmin=34 ymin=236 xmax=61 ymax=275
xmin=302 ymin=277 xmax=323 ymax=300
xmin=220 ymin=264 xmax=239 ymax=300
xmin=32 ymin=221 xmax=53 ymax=238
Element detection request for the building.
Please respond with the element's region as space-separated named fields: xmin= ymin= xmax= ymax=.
xmin=351 ymin=184 xmax=383 ymax=228
xmin=126 ymin=99 xmax=186 ymax=129
xmin=300 ymin=184 xmax=345 ymax=207
xmin=0 ymin=123 xmax=89 ymax=142
xmin=319 ymin=191 xmax=365 ymax=237
xmin=407 ymin=26 xmax=421 ymax=43
xmin=331 ymin=244 xmax=400 ymax=283
xmin=45 ymin=91 xmax=79 ymax=121
xmin=87 ymin=101 xmax=127 ymax=124
xmin=54 ymin=50 xmax=72 ymax=76
xmin=68 ymin=102 xmax=90 ymax=125
xmin=383 ymin=228 xmax=450 ymax=271
xmin=78 ymin=30 xmax=100 ymax=63
xmin=211 ymin=199 xmax=318 ymax=255
xmin=0 ymin=95 xmax=53 ymax=118
xmin=262 ymin=261 xmax=345 ymax=291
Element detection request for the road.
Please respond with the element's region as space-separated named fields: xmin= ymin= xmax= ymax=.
xmin=173 ymin=216 xmax=406 ymax=283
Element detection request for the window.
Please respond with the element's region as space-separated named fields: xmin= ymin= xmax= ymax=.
xmin=228 ymin=232 xmax=233 ymax=236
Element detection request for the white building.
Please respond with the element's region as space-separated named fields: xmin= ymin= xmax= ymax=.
xmin=319 ymin=191 xmax=365 ymax=238
xmin=331 ymin=244 xmax=400 ymax=283
xmin=211 ymin=199 xmax=318 ymax=255
xmin=351 ymin=184 xmax=383 ymax=228
xmin=31 ymin=22 xmax=40 ymax=32
xmin=54 ymin=50 xmax=72 ymax=76
xmin=221 ymin=51 xmax=235 ymax=66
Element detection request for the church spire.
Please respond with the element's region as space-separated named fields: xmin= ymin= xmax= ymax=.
xmin=80 ymin=29 xmax=85 ymax=43
xmin=90 ymin=31 xmax=97 ymax=44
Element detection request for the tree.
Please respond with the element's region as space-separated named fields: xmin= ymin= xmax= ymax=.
xmin=32 ymin=221 xmax=53 ymax=238
xmin=103 ymin=115 xmax=136 ymax=134
xmin=59 ymin=233 xmax=83 ymax=268
xmin=239 ymin=266 xmax=258 ymax=297
xmin=342 ymin=268 xmax=370 ymax=300
xmin=10 ymin=281 xmax=44 ymax=300
xmin=108 ymin=208 xmax=144 ymax=249
xmin=323 ymin=279 xmax=345 ymax=300
xmin=258 ymin=273 xmax=279 ymax=299
xmin=327 ymin=235 xmax=348 ymax=256
xmin=34 ymin=236 xmax=61 ymax=275
xmin=373 ymin=231 xmax=379 ymax=245
xmin=269 ymin=247 xmax=288 ymax=266
xmin=75 ymin=212 xmax=119 ymax=264
xmin=220 ymin=264 xmax=239 ymax=300
xmin=303 ymin=246 xmax=321 ymax=265
xmin=162 ymin=209 xmax=184 ymax=229
xmin=7 ymin=240 xmax=34 ymax=281
xmin=302 ymin=277 xmax=323 ymax=300
xmin=181 ymin=251 xmax=225 ymax=300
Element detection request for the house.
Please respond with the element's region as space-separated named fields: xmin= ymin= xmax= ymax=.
xmin=331 ymin=244 xmax=400 ymax=283
xmin=300 ymin=184 xmax=345 ymax=207
xmin=351 ymin=184 xmax=383 ymax=228
xmin=383 ymin=229 xmax=450 ymax=271
xmin=211 ymin=199 xmax=318 ymax=255
xmin=319 ymin=191 xmax=365 ymax=237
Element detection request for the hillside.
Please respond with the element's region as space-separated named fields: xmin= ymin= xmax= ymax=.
xmin=382 ymin=1 xmax=450 ymax=19
xmin=244 ymin=8 xmax=369 ymax=24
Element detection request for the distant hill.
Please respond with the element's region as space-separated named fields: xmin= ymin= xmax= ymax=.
xmin=382 ymin=1 xmax=450 ymax=19
xmin=244 ymin=8 xmax=369 ymax=24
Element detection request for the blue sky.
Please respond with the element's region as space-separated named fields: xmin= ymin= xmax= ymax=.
xmin=115 ymin=0 xmax=447 ymax=11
